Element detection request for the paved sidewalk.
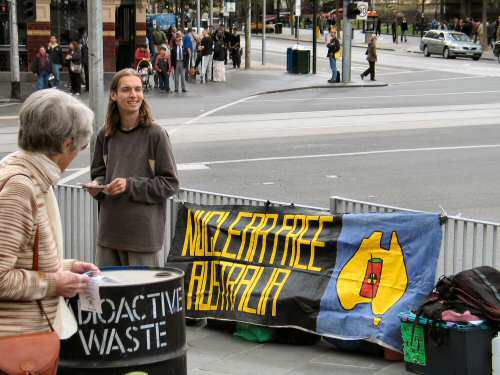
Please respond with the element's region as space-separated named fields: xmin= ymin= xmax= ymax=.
xmin=270 ymin=27 xmax=497 ymax=61
xmin=187 ymin=325 xmax=407 ymax=375
xmin=0 ymin=61 xmax=385 ymax=103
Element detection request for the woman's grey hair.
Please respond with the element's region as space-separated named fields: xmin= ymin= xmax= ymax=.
xmin=18 ymin=89 xmax=94 ymax=155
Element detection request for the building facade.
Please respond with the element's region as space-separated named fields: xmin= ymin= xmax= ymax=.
xmin=22 ymin=0 xmax=147 ymax=72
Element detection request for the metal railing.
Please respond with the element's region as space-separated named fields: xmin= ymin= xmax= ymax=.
xmin=54 ymin=184 xmax=326 ymax=264
xmin=53 ymin=184 xmax=498 ymax=278
xmin=331 ymin=196 xmax=500 ymax=278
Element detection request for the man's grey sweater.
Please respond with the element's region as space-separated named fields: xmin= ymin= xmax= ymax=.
xmin=91 ymin=124 xmax=179 ymax=253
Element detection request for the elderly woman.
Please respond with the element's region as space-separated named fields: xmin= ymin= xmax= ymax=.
xmin=0 ymin=89 xmax=98 ymax=338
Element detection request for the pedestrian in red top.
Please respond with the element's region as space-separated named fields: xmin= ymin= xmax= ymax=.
xmin=134 ymin=44 xmax=151 ymax=68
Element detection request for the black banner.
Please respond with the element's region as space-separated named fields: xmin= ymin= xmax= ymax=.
xmin=167 ymin=203 xmax=341 ymax=331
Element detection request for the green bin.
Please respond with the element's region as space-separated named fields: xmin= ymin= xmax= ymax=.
xmin=294 ymin=49 xmax=310 ymax=74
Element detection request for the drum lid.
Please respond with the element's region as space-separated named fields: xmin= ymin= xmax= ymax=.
xmin=98 ymin=268 xmax=182 ymax=287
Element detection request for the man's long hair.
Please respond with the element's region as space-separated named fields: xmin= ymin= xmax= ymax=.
xmin=105 ymin=68 xmax=154 ymax=137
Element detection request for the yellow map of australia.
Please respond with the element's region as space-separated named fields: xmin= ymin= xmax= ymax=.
xmin=337 ymin=231 xmax=409 ymax=319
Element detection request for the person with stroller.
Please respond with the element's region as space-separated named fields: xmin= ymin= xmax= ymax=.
xmin=154 ymin=46 xmax=172 ymax=94
xmin=134 ymin=44 xmax=151 ymax=68
xmin=135 ymin=44 xmax=153 ymax=93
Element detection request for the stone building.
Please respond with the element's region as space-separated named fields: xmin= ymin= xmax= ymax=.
xmin=18 ymin=0 xmax=148 ymax=72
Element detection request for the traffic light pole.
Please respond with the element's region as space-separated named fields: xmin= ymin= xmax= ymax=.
xmin=262 ymin=0 xmax=266 ymax=65
xmin=245 ymin=0 xmax=251 ymax=70
xmin=341 ymin=0 xmax=352 ymax=82
xmin=88 ymin=0 xmax=105 ymax=160
xmin=312 ymin=0 xmax=317 ymax=74
xmin=209 ymin=0 xmax=213 ymax=26
xmin=196 ymin=0 xmax=201 ymax=33
xmin=9 ymin=0 xmax=21 ymax=100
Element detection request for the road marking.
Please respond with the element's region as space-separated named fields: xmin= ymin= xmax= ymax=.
xmin=58 ymin=167 xmax=90 ymax=185
xmin=169 ymin=95 xmax=257 ymax=134
xmin=177 ymin=163 xmax=210 ymax=171
xmin=391 ymin=75 xmax=485 ymax=85
xmin=248 ymin=90 xmax=500 ymax=103
xmin=0 ymin=115 xmax=18 ymax=120
xmin=190 ymin=144 xmax=500 ymax=166
xmin=0 ymin=103 xmax=19 ymax=108
xmin=377 ymin=69 xmax=433 ymax=76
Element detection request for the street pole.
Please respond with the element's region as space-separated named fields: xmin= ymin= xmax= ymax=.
xmin=197 ymin=0 xmax=200 ymax=33
xmin=312 ymin=0 xmax=317 ymax=74
xmin=88 ymin=0 xmax=105 ymax=159
xmin=341 ymin=0 xmax=352 ymax=82
xmin=420 ymin=0 xmax=425 ymax=38
xmin=209 ymin=0 xmax=213 ymax=26
xmin=245 ymin=0 xmax=251 ymax=69
xmin=336 ymin=0 xmax=340 ymax=32
xmin=262 ymin=0 xmax=266 ymax=65
xmin=295 ymin=16 xmax=300 ymax=45
xmin=9 ymin=0 xmax=21 ymax=100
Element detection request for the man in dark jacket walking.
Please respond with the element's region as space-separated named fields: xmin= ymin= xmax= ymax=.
xmin=360 ymin=35 xmax=377 ymax=81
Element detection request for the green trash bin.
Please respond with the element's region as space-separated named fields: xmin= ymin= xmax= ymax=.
xmin=295 ymin=49 xmax=310 ymax=74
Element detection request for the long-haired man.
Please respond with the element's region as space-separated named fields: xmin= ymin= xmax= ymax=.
xmin=87 ymin=68 xmax=179 ymax=266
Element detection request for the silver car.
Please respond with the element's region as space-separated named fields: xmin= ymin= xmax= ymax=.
xmin=420 ymin=30 xmax=483 ymax=60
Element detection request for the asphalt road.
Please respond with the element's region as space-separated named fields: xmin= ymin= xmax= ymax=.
xmin=1 ymin=38 xmax=500 ymax=222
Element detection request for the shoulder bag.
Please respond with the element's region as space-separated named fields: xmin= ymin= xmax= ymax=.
xmin=70 ymin=61 xmax=82 ymax=74
xmin=0 ymin=175 xmax=60 ymax=375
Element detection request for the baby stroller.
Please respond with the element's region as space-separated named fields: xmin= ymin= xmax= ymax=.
xmin=136 ymin=59 xmax=153 ymax=92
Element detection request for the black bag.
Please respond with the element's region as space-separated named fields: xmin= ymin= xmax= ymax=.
xmin=448 ymin=266 xmax=500 ymax=323
xmin=418 ymin=266 xmax=500 ymax=326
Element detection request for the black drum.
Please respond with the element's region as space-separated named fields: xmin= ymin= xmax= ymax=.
xmin=59 ymin=266 xmax=186 ymax=375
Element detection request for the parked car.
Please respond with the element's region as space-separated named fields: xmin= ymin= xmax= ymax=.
xmin=420 ymin=30 xmax=482 ymax=60
xmin=494 ymin=41 xmax=500 ymax=63
xmin=251 ymin=20 xmax=275 ymax=34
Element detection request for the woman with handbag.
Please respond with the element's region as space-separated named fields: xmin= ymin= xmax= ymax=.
xmin=66 ymin=41 xmax=82 ymax=96
xmin=0 ymin=89 xmax=99 ymax=375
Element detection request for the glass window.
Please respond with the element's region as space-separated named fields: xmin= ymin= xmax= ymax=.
xmin=448 ymin=33 xmax=470 ymax=42
xmin=0 ymin=6 xmax=27 ymax=46
xmin=50 ymin=0 xmax=87 ymax=45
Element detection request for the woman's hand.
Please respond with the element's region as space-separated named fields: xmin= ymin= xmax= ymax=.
xmin=54 ymin=271 xmax=91 ymax=298
xmin=71 ymin=261 xmax=100 ymax=275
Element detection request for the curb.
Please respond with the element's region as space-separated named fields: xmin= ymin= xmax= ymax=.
xmin=0 ymin=98 xmax=21 ymax=104
xmin=266 ymin=35 xmax=498 ymax=61
xmin=254 ymin=82 xmax=388 ymax=96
